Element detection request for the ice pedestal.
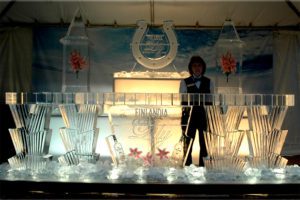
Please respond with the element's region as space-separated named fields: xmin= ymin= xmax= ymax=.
xmin=58 ymin=95 xmax=101 ymax=164
xmin=203 ymin=94 xmax=293 ymax=171
xmin=5 ymin=93 xmax=53 ymax=172
xmin=246 ymin=100 xmax=290 ymax=168
xmin=246 ymin=130 xmax=288 ymax=168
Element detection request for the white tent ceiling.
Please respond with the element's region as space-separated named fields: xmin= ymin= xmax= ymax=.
xmin=0 ymin=1 xmax=299 ymax=28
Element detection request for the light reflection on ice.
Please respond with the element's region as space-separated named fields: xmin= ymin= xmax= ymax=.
xmin=272 ymin=168 xmax=286 ymax=180
xmin=1 ymin=160 xmax=300 ymax=184
xmin=107 ymin=167 xmax=121 ymax=180
xmin=165 ymin=167 xmax=188 ymax=183
xmin=184 ymin=165 xmax=206 ymax=183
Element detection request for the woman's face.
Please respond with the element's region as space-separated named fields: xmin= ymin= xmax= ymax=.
xmin=191 ymin=63 xmax=204 ymax=76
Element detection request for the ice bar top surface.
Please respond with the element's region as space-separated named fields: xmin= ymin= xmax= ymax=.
xmin=5 ymin=92 xmax=294 ymax=106
xmin=1 ymin=161 xmax=300 ymax=184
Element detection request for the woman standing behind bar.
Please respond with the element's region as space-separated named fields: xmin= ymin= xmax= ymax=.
xmin=179 ymin=55 xmax=213 ymax=166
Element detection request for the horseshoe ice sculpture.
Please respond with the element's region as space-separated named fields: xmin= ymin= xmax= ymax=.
xmin=131 ymin=20 xmax=178 ymax=70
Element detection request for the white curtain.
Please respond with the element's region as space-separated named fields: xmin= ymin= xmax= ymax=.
xmin=273 ymin=31 xmax=300 ymax=155
xmin=0 ymin=27 xmax=32 ymax=100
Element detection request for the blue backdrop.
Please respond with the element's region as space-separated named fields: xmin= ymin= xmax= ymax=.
xmin=32 ymin=27 xmax=273 ymax=93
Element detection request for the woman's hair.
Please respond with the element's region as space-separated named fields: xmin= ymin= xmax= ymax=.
xmin=188 ymin=55 xmax=206 ymax=75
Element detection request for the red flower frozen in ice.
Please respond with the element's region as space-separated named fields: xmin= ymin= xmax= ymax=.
xmin=220 ymin=51 xmax=237 ymax=82
xmin=156 ymin=148 xmax=169 ymax=160
xmin=128 ymin=148 xmax=142 ymax=159
xmin=69 ymin=49 xmax=87 ymax=78
xmin=142 ymin=152 xmax=153 ymax=166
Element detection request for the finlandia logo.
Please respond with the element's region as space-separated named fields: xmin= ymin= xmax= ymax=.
xmin=135 ymin=108 xmax=168 ymax=118
xmin=140 ymin=34 xmax=169 ymax=59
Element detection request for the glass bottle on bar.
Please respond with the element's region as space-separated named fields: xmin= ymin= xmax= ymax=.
xmin=112 ymin=134 xmax=126 ymax=165
xmin=171 ymin=135 xmax=184 ymax=166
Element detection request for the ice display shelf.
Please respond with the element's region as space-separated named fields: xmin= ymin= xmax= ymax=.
xmin=5 ymin=92 xmax=295 ymax=106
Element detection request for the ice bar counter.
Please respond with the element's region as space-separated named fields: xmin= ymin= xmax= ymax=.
xmin=1 ymin=92 xmax=300 ymax=197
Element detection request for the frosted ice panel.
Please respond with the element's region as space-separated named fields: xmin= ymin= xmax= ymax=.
xmin=9 ymin=104 xmax=52 ymax=133
xmin=225 ymin=106 xmax=245 ymax=131
xmin=9 ymin=128 xmax=27 ymax=154
xmin=59 ymin=104 xmax=99 ymax=130
xmin=8 ymin=153 xmax=26 ymax=170
xmin=205 ymin=106 xmax=226 ymax=136
xmin=225 ymin=130 xmax=245 ymax=156
xmin=108 ymin=105 xmax=182 ymax=167
xmin=59 ymin=128 xmax=99 ymax=155
xmin=26 ymin=130 xmax=52 ymax=155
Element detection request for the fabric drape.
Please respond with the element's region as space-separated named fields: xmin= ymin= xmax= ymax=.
xmin=273 ymin=30 xmax=300 ymax=155
xmin=0 ymin=27 xmax=32 ymax=101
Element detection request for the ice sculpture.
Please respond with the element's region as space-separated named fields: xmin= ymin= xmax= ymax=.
xmin=203 ymin=102 xmax=246 ymax=172
xmin=203 ymin=94 xmax=293 ymax=171
xmin=4 ymin=92 xmax=294 ymax=174
xmin=131 ymin=20 xmax=178 ymax=70
xmin=215 ymin=20 xmax=245 ymax=94
xmin=245 ymin=97 xmax=290 ymax=168
xmin=60 ymin=9 xmax=90 ymax=92
xmin=58 ymin=93 xmax=100 ymax=165
xmin=204 ymin=131 xmax=246 ymax=173
xmin=113 ymin=20 xmax=184 ymax=95
xmin=103 ymin=93 xmax=294 ymax=171
xmin=6 ymin=93 xmax=53 ymax=172
xmin=104 ymin=93 xmax=185 ymax=168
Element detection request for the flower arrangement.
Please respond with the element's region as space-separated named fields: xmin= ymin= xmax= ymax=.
xmin=220 ymin=51 xmax=237 ymax=82
xmin=69 ymin=49 xmax=87 ymax=79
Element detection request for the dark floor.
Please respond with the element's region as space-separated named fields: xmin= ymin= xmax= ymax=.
xmin=285 ymin=155 xmax=300 ymax=165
